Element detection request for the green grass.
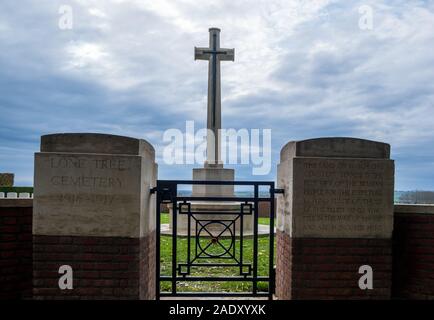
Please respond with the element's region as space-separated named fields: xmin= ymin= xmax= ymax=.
xmin=159 ymin=213 xmax=275 ymax=293
xmin=161 ymin=213 xmax=170 ymax=224
xmin=258 ymin=217 xmax=271 ymax=226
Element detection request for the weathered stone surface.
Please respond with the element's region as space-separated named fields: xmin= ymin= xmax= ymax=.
xmin=277 ymin=138 xmax=394 ymax=238
xmin=276 ymin=137 xmax=394 ymax=300
xmin=280 ymin=137 xmax=390 ymax=161
xmin=192 ymin=167 xmax=234 ymax=197
xmin=41 ymin=133 xmax=155 ymax=157
xmin=33 ymin=133 xmax=156 ymax=238
xmin=195 ymin=28 xmax=234 ymax=165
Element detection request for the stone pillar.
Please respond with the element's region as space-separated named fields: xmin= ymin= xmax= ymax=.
xmin=33 ymin=133 xmax=157 ymax=300
xmin=276 ymin=138 xmax=394 ymax=300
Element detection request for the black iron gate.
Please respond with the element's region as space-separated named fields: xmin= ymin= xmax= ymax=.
xmin=154 ymin=180 xmax=277 ymax=299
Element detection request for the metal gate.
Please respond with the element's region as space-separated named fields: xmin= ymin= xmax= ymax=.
xmin=153 ymin=180 xmax=277 ymax=299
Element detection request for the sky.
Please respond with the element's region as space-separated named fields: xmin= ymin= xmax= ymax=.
xmin=0 ymin=0 xmax=434 ymax=190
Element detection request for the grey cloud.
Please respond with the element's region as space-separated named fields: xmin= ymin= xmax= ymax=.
xmin=0 ymin=0 xmax=433 ymax=189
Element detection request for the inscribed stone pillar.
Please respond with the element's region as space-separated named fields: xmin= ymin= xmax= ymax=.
xmin=275 ymin=138 xmax=394 ymax=300
xmin=33 ymin=133 xmax=157 ymax=300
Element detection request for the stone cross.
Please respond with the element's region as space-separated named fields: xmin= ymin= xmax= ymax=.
xmin=195 ymin=28 xmax=234 ymax=167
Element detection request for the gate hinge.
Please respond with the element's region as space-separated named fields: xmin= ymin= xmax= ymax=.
xmin=150 ymin=187 xmax=157 ymax=194
xmin=274 ymin=188 xmax=284 ymax=194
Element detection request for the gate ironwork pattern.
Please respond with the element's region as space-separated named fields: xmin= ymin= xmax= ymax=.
xmin=154 ymin=180 xmax=276 ymax=299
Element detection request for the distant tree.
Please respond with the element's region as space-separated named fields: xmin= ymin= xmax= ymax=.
xmin=399 ymin=190 xmax=434 ymax=204
xmin=0 ymin=173 xmax=14 ymax=187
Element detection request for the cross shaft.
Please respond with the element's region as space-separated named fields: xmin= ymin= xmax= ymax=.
xmin=194 ymin=28 xmax=234 ymax=167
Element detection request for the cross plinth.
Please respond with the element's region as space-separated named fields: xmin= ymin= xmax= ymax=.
xmin=195 ymin=28 xmax=234 ymax=167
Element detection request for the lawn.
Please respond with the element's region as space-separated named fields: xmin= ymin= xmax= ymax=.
xmin=159 ymin=213 xmax=275 ymax=293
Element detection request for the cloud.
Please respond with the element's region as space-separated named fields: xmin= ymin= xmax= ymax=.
xmin=0 ymin=0 xmax=433 ymax=189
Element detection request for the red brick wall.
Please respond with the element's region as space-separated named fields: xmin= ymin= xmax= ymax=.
xmin=276 ymin=230 xmax=292 ymax=299
xmin=276 ymin=230 xmax=392 ymax=300
xmin=33 ymin=234 xmax=155 ymax=300
xmin=0 ymin=203 xmax=33 ymax=299
xmin=393 ymin=213 xmax=434 ymax=299
xmin=140 ymin=232 xmax=156 ymax=300
xmin=4 ymin=199 xmax=434 ymax=300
